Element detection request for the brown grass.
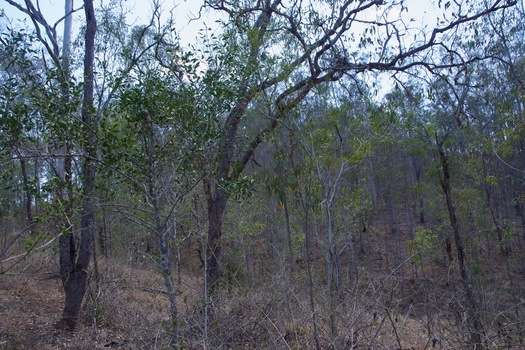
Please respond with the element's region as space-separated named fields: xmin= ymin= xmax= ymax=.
xmin=0 ymin=251 xmax=202 ymax=349
xmin=1 ymin=243 xmax=524 ymax=349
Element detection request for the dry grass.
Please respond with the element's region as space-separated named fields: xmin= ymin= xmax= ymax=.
xmin=1 ymin=245 xmax=524 ymax=349
xmin=0 ymin=251 xmax=202 ymax=349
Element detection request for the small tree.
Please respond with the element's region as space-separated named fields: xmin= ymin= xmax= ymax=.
xmin=109 ymin=65 xmax=211 ymax=347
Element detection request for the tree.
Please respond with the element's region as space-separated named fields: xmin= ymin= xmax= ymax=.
xmin=0 ymin=27 xmax=39 ymax=238
xmin=3 ymin=0 xmax=91 ymax=329
xmin=199 ymin=0 xmax=518 ymax=297
xmin=58 ymin=0 xmax=97 ymax=330
xmin=2 ymin=0 xmax=524 ymax=347
xmin=3 ymin=0 xmax=177 ymax=329
xmin=113 ymin=68 xmax=208 ymax=348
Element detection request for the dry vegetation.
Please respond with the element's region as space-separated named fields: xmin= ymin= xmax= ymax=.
xmin=1 ymin=226 xmax=524 ymax=350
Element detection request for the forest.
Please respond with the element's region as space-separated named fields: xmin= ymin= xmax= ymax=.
xmin=1 ymin=0 xmax=524 ymax=349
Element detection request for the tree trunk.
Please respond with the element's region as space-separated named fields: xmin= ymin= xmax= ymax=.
xmin=301 ymin=196 xmax=321 ymax=350
xmin=283 ymin=194 xmax=294 ymax=263
xmin=204 ymin=179 xmax=228 ymax=296
xmin=58 ymin=0 xmax=76 ymax=323
xmin=481 ymin=154 xmax=509 ymax=257
xmin=63 ymin=0 xmax=73 ymax=63
xmin=59 ymin=0 xmax=97 ymax=330
xmin=150 ymin=169 xmax=179 ymax=348
xmin=437 ymin=142 xmax=485 ymax=350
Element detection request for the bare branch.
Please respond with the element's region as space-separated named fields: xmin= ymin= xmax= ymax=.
xmin=52 ymin=4 xmax=84 ymax=34
xmin=4 ymin=0 xmax=61 ymax=67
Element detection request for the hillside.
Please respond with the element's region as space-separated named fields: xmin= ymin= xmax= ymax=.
xmin=1 ymin=220 xmax=523 ymax=349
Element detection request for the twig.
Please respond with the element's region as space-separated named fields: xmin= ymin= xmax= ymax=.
xmin=386 ymin=307 xmax=403 ymax=350
xmin=261 ymin=309 xmax=293 ymax=350
xmin=1 ymin=234 xmax=58 ymax=275
xmin=368 ymin=315 xmax=386 ymax=349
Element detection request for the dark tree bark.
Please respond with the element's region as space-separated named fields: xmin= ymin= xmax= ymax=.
xmin=59 ymin=0 xmax=97 ymax=330
xmin=203 ymin=179 xmax=228 ymax=295
xmin=437 ymin=139 xmax=485 ymax=350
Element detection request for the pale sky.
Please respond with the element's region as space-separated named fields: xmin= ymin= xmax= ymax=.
xmin=0 ymin=0 xmax=487 ymax=99
xmin=0 ymin=0 xmax=215 ymax=47
xmin=1 ymin=0 xmax=437 ymax=47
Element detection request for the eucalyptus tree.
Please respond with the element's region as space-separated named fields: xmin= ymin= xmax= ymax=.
xmin=481 ymin=4 xmax=525 ymax=256
xmin=291 ymin=86 xmax=375 ymax=345
xmin=453 ymin=8 xmax=525 ymax=341
xmin=198 ymin=0 xmax=518 ymax=298
xmin=0 ymin=27 xmax=40 ymax=238
xmin=58 ymin=0 xmax=97 ymax=331
xmin=380 ymin=35 xmax=525 ymax=343
xmin=61 ymin=1 xmax=190 ymax=331
xmin=2 ymin=0 xmax=93 ymax=330
xmin=391 ymin=64 xmax=503 ymax=346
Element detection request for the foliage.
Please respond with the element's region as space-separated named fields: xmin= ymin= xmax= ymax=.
xmin=406 ymin=228 xmax=439 ymax=266
xmin=2 ymin=0 xmax=525 ymax=348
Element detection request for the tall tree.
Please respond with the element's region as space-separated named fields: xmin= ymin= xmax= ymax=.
xmin=3 ymin=0 xmax=174 ymax=329
xmin=57 ymin=0 xmax=76 ymax=311
xmin=3 ymin=0 xmax=88 ymax=329
xmin=59 ymin=0 xmax=97 ymax=330
xmin=199 ymin=0 xmax=517 ymax=296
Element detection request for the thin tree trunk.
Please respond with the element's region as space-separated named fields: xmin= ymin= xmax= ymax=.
xmin=283 ymin=194 xmax=294 ymax=263
xmin=58 ymin=0 xmax=75 ymax=322
xmin=482 ymin=155 xmax=508 ymax=256
xmin=15 ymin=149 xmax=34 ymax=234
xmin=59 ymin=0 xmax=96 ymax=330
xmin=149 ymin=167 xmax=179 ymax=349
xmin=34 ymin=157 xmax=40 ymax=216
xmin=58 ymin=0 xmax=74 ymax=284
xmin=326 ymin=202 xmax=338 ymax=342
xmin=173 ymin=214 xmax=182 ymax=286
xmin=302 ymin=199 xmax=321 ymax=350
xmin=437 ymin=143 xmax=485 ymax=350
xmin=63 ymin=0 xmax=73 ymax=63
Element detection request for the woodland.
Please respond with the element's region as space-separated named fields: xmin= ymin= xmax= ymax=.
xmin=0 ymin=0 xmax=524 ymax=349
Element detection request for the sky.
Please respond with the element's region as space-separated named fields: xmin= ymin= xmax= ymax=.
xmin=0 ymin=0 xmax=216 ymax=47
xmin=1 ymin=0 xmax=438 ymax=47
xmin=0 ymin=0 xmax=447 ymax=98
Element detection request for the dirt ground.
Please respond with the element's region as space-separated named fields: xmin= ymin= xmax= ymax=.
xmin=0 ymin=254 xmax=178 ymax=350
xmin=0 ymin=272 xmax=109 ymax=350
xmin=1 ymin=249 xmax=522 ymax=349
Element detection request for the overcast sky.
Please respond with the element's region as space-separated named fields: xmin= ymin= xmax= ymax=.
xmin=1 ymin=0 xmax=439 ymax=46
xmin=1 ymin=0 xmax=217 ymax=47
xmin=0 ymin=0 xmax=467 ymax=99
